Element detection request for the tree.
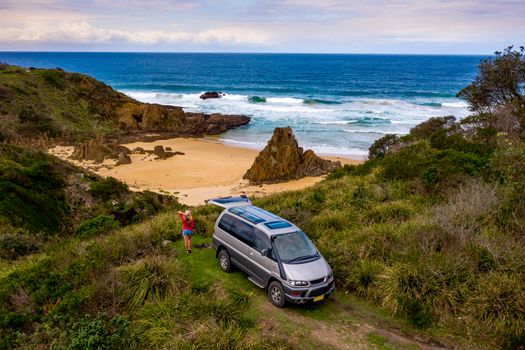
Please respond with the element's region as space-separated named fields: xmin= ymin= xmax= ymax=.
xmin=457 ymin=46 xmax=525 ymax=118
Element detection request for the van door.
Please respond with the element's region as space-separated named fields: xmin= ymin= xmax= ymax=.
xmin=207 ymin=195 xmax=251 ymax=209
xmin=250 ymin=229 xmax=279 ymax=286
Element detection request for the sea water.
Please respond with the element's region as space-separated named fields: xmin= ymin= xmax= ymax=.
xmin=0 ymin=52 xmax=485 ymax=158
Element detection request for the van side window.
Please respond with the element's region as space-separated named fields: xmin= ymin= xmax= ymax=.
xmin=253 ymin=229 xmax=271 ymax=252
xmin=218 ymin=214 xmax=235 ymax=233
xmin=219 ymin=214 xmax=254 ymax=247
xmin=231 ymin=217 xmax=255 ymax=246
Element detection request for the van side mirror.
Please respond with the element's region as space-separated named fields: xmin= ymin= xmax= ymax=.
xmin=261 ymin=248 xmax=269 ymax=257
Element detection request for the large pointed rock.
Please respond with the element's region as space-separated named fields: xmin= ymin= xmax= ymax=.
xmin=243 ymin=127 xmax=341 ymax=184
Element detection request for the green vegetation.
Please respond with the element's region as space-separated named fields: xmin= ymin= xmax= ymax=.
xmin=0 ymin=64 xmax=128 ymax=142
xmin=1 ymin=47 xmax=525 ymax=349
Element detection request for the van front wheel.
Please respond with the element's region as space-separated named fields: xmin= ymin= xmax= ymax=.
xmin=268 ymin=281 xmax=285 ymax=307
xmin=218 ymin=249 xmax=232 ymax=272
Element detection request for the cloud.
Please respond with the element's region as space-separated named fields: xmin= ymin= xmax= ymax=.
xmin=0 ymin=0 xmax=523 ymax=53
xmin=0 ymin=21 xmax=270 ymax=46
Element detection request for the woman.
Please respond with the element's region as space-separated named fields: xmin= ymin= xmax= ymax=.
xmin=178 ymin=210 xmax=195 ymax=253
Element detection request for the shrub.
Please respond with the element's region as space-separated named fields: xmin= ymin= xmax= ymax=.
xmin=0 ymin=233 xmax=40 ymax=259
xmin=369 ymin=134 xmax=401 ymax=159
xmin=74 ymin=215 xmax=120 ymax=238
xmin=64 ymin=314 xmax=130 ymax=350
xmin=378 ymin=263 xmax=436 ymax=328
xmin=409 ymin=116 xmax=457 ymax=140
xmin=465 ymin=272 xmax=525 ymax=342
xmin=39 ymin=69 xmax=64 ymax=88
xmin=118 ymin=256 xmax=187 ymax=310
xmin=432 ymin=179 xmax=499 ymax=242
xmin=90 ymin=177 xmax=128 ymax=201
xmin=343 ymin=260 xmax=384 ymax=298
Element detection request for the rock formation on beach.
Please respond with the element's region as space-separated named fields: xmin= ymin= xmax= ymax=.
xmin=69 ymin=137 xmax=131 ymax=164
xmin=243 ymin=127 xmax=341 ymax=184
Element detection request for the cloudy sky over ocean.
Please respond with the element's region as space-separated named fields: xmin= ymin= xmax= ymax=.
xmin=0 ymin=0 xmax=524 ymax=53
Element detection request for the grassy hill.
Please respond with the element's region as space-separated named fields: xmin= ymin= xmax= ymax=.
xmin=0 ymin=63 xmax=249 ymax=146
xmin=1 ymin=47 xmax=524 ymax=349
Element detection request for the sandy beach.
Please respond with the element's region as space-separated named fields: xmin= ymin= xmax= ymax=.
xmin=49 ymin=137 xmax=362 ymax=206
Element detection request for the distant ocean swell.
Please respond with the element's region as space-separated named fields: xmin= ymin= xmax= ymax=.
xmin=122 ymin=90 xmax=470 ymax=158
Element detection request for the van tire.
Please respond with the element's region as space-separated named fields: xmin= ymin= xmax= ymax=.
xmin=268 ymin=281 xmax=285 ymax=307
xmin=218 ymin=249 xmax=232 ymax=272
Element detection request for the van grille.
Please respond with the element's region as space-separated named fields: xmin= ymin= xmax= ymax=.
xmin=308 ymin=281 xmax=334 ymax=297
xmin=310 ymin=277 xmax=325 ymax=285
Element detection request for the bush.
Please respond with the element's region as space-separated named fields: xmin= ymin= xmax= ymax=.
xmin=64 ymin=314 xmax=130 ymax=350
xmin=39 ymin=69 xmax=64 ymax=88
xmin=378 ymin=263 xmax=436 ymax=328
xmin=90 ymin=177 xmax=128 ymax=201
xmin=465 ymin=272 xmax=525 ymax=342
xmin=369 ymin=134 xmax=400 ymax=159
xmin=0 ymin=233 xmax=40 ymax=259
xmin=74 ymin=215 xmax=120 ymax=238
xmin=118 ymin=256 xmax=187 ymax=310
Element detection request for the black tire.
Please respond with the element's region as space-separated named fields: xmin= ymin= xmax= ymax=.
xmin=218 ymin=249 xmax=232 ymax=272
xmin=268 ymin=281 xmax=286 ymax=307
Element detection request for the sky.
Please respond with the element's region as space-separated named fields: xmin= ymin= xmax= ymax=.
xmin=0 ymin=0 xmax=524 ymax=54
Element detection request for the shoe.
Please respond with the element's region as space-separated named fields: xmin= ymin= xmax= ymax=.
xmin=188 ymin=250 xmax=192 ymax=253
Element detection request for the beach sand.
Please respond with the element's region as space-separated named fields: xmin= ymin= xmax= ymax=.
xmin=49 ymin=137 xmax=362 ymax=206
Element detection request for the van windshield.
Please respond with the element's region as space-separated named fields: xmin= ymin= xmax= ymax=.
xmin=272 ymin=231 xmax=319 ymax=264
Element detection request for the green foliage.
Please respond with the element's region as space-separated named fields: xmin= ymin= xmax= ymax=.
xmin=118 ymin=256 xmax=187 ymax=310
xmin=0 ymin=144 xmax=69 ymax=234
xmin=466 ymin=273 xmax=525 ymax=340
xmin=0 ymin=232 xmax=40 ymax=259
xmin=369 ymin=134 xmax=400 ymax=159
xmin=61 ymin=314 xmax=130 ymax=350
xmin=39 ymin=69 xmax=65 ymax=88
xmin=74 ymin=215 xmax=119 ymax=238
xmin=89 ymin=177 xmax=128 ymax=201
xmin=457 ymin=46 xmax=525 ymax=118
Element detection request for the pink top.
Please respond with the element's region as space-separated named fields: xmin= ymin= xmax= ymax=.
xmin=179 ymin=213 xmax=195 ymax=231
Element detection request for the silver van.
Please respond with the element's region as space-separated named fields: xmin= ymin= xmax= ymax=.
xmin=208 ymin=196 xmax=334 ymax=307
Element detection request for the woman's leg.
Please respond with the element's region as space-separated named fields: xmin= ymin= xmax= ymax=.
xmin=183 ymin=235 xmax=190 ymax=251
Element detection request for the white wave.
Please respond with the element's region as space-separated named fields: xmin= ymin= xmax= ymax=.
xmin=316 ymin=121 xmax=351 ymax=125
xmin=441 ymin=101 xmax=469 ymax=108
xmin=266 ymin=97 xmax=303 ymax=104
xmin=343 ymin=129 xmax=409 ymax=135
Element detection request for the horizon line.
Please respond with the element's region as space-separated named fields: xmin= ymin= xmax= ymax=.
xmin=0 ymin=50 xmax=491 ymax=57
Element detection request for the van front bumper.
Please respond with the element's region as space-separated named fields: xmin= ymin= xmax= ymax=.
xmin=283 ymin=279 xmax=335 ymax=304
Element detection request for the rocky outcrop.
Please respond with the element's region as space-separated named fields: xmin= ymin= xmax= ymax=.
xmin=200 ymin=91 xmax=224 ymax=99
xmin=70 ymin=137 xmax=130 ymax=164
xmin=116 ymin=102 xmax=250 ymax=136
xmin=243 ymin=127 xmax=341 ymax=184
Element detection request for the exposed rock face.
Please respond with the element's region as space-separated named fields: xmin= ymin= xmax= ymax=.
xmin=200 ymin=91 xmax=223 ymax=99
xmin=153 ymin=145 xmax=166 ymax=159
xmin=70 ymin=137 xmax=130 ymax=164
xmin=116 ymin=102 xmax=250 ymax=136
xmin=243 ymin=127 xmax=341 ymax=184
xmin=116 ymin=152 xmax=132 ymax=165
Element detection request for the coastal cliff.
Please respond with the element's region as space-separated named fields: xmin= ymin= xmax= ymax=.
xmin=0 ymin=64 xmax=250 ymax=145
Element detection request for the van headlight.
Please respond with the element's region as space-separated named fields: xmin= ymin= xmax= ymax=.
xmin=289 ymin=280 xmax=309 ymax=287
xmin=327 ymin=271 xmax=333 ymax=280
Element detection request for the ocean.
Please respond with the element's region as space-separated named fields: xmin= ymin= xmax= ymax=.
xmin=0 ymin=52 xmax=485 ymax=158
